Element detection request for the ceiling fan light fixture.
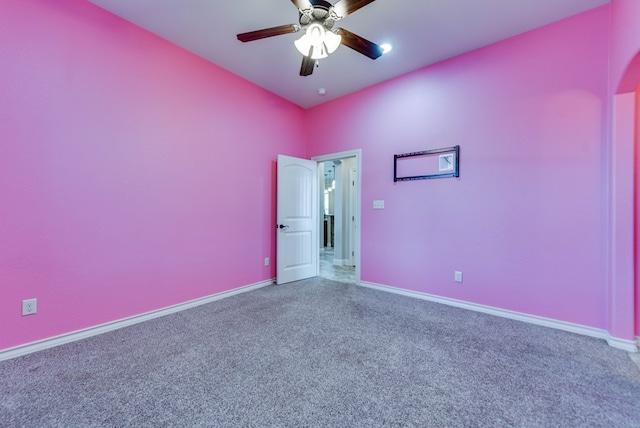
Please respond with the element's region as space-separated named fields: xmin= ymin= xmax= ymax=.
xmin=295 ymin=23 xmax=325 ymax=58
xmin=294 ymin=23 xmax=340 ymax=59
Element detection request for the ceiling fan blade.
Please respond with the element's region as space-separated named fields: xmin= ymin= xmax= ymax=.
xmin=331 ymin=0 xmax=376 ymax=19
xmin=335 ymin=28 xmax=383 ymax=59
xmin=237 ymin=24 xmax=299 ymax=43
xmin=300 ymin=53 xmax=315 ymax=76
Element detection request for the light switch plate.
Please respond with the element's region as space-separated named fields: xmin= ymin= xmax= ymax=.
xmin=373 ymin=200 xmax=385 ymax=209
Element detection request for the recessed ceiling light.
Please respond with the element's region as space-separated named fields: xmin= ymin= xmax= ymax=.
xmin=381 ymin=43 xmax=392 ymax=54
xmin=318 ymin=87 xmax=327 ymax=96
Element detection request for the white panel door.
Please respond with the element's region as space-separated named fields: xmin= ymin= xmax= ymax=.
xmin=277 ymin=155 xmax=318 ymax=285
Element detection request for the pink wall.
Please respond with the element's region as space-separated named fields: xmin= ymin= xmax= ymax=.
xmin=610 ymin=92 xmax=636 ymax=340
xmin=2 ymin=1 xmax=633 ymax=353
xmin=610 ymin=0 xmax=640 ymax=93
xmin=610 ymin=0 xmax=640 ymax=336
xmin=636 ymin=85 xmax=640 ymax=336
xmin=0 ymin=0 xmax=305 ymax=351
xmin=308 ymin=7 xmax=611 ymax=329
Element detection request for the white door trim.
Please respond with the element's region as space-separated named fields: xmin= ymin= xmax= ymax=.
xmin=348 ymin=166 xmax=357 ymax=267
xmin=312 ymin=149 xmax=362 ymax=285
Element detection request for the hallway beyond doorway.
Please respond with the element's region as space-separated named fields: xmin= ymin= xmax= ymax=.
xmin=320 ymin=247 xmax=355 ymax=283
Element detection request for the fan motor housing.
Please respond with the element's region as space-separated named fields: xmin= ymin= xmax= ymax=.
xmin=309 ymin=0 xmax=332 ymax=10
xmin=300 ymin=0 xmax=334 ymax=29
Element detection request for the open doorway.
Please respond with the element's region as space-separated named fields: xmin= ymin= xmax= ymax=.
xmin=313 ymin=150 xmax=361 ymax=284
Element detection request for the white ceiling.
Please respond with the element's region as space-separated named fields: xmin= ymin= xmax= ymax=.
xmin=87 ymin=0 xmax=609 ymax=109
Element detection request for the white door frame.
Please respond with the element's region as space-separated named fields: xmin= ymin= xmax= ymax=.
xmin=312 ymin=149 xmax=362 ymax=285
xmin=348 ymin=166 xmax=357 ymax=267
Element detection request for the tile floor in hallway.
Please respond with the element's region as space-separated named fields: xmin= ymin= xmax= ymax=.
xmin=319 ymin=247 xmax=356 ymax=283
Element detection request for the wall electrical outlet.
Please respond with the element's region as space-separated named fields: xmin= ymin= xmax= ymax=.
xmin=22 ymin=298 xmax=37 ymax=316
xmin=264 ymin=257 xmax=270 ymax=266
xmin=373 ymin=200 xmax=385 ymax=209
xmin=454 ymin=271 xmax=463 ymax=283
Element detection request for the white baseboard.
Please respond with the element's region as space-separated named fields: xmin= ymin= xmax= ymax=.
xmin=360 ymin=281 xmax=639 ymax=353
xmin=606 ymin=336 xmax=640 ymax=353
xmin=333 ymin=259 xmax=350 ymax=267
xmin=3 ymin=279 xmax=635 ymax=362
xmin=0 ymin=279 xmax=273 ymax=362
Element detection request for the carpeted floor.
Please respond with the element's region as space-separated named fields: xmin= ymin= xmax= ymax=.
xmin=1 ymin=277 xmax=639 ymax=427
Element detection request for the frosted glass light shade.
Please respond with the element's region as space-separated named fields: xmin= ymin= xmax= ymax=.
xmin=324 ymin=30 xmax=341 ymax=54
xmin=294 ymin=36 xmax=312 ymax=56
xmin=307 ymin=23 xmax=324 ymax=45
xmin=294 ymin=23 xmax=341 ymax=60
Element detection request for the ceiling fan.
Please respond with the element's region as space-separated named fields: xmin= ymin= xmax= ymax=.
xmin=237 ymin=0 xmax=383 ymax=76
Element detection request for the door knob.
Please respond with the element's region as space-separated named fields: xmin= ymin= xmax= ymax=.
xmin=278 ymin=224 xmax=290 ymax=230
